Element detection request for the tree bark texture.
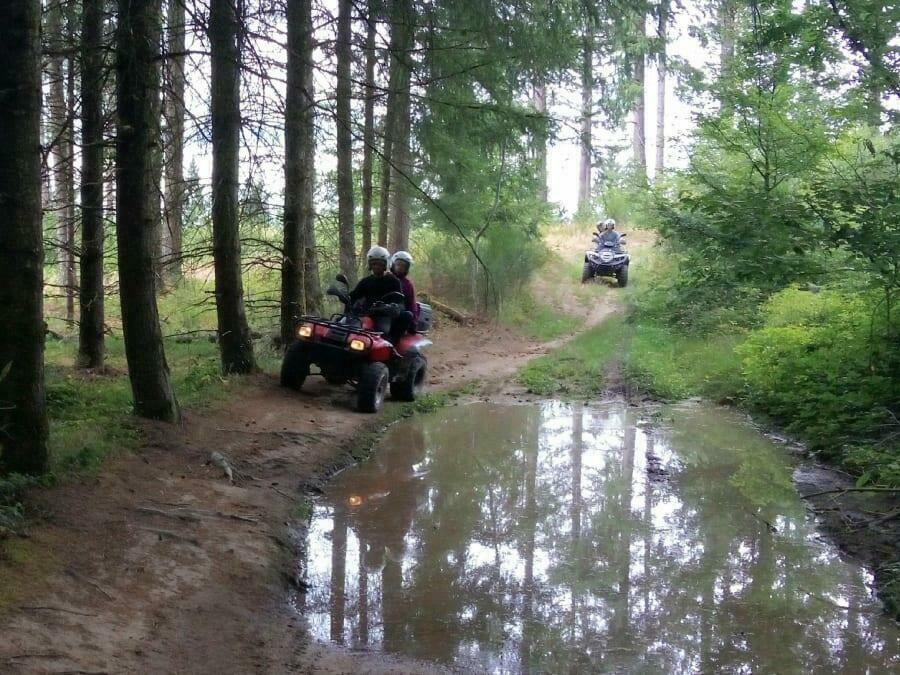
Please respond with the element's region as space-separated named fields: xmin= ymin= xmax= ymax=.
xmin=0 ymin=0 xmax=50 ymax=474
xmin=116 ymin=0 xmax=181 ymax=422
xmin=282 ymin=0 xmax=321 ymax=345
xmin=47 ymin=1 xmax=76 ymax=327
xmin=336 ymin=0 xmax=356 ymax=280
xmin=578 ymin=28 xmax=593 ymax=212
xmin=655 ymin=0 xmax=668 ymax=177
xmin=632 ymin=14 xmax=647 ymax=179
xmin=377 ymin=0 xmax=413 ymax=246
xmin=78 ymin=0 xmax=106 ymax=369
xmin=210 ymin=0 xmax=256 ymax=374
xmin=163 ymin=0 xmax=186 ymax=280
xmin=533 ymin=80 xmax=548 ymax=202
xmin=361 ymin=6 xmax=377 ymax=260
xmin=64 ymin=2 xmax=78 ymax=324
xmin=386 ymin=0 xmax=413 ymax=251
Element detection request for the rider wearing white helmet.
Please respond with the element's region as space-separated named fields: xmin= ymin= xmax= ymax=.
xmin=390 ymin=250 xmax=419 ymax=336
xmin=350 ymin=245 xmax=403 ymax=310
xmin=596 ymin=218 xmax=621 ymax=247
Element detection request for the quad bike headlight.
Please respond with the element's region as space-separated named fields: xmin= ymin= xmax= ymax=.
xmin=297 ymin=324 xmax=313 ymax=339
xmin=349 ymin=338 xmax=366 ymax=351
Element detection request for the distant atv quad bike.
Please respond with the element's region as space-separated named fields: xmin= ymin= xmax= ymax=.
xmin=582 ymin=232 xmax=629 ymax=287
xmin=280 ymin=274 xmax=433 ymax=413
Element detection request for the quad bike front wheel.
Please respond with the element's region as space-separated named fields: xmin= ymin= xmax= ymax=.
xmin=581 ymin=262 xmax=593 ymax=283
xmin=391 ymin=356 xmax=427 ymax=402
xmin=357 ymin=362 xmax=389 ymax=413
xmin=616 ymin=265 xmax=629 ymax=288
xmin=280 ymin=342 xmax=310 ymax=391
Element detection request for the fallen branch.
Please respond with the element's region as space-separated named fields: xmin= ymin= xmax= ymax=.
xmin=429 ymin=298 xmax=470 ymax=324
xmin=139 ymin=502 xmax=259 ymax=524
xmin=801 ymin=487 xmax=900 ymax=499
xmin=20 ymin=605 xmax=96 ymax=617
xmin=132 ymin=506 xmax=200 ymax=522
xmin=64 ymin=568 xmax=115 ymax=601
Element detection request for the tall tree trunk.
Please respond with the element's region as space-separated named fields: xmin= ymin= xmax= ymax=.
xmin=210 ymin=0 xmax=256 ymax=374
xmin=388 ymin=64 xmax=411 ymax=252
xmin=377 ymin=0 xmax=412 ymax=246
xmin=632 ymin=15 xmax=647 ymax=179
xmin=360 ymin=5 xmax=377 ymax=261
xmin=719 ymin=0 xmax=735 ymax=81
xmin=47 ymin=1 xmax=75 ymax=328
xmin=336 ymin=0 xmax=356 ymax=280
xmin=577 ymin=28 xmax=593 ymax=212
xmin=0 ymin=0 xmax=49 ymax=474
xmin=163 ymin=0 xmax=186 ymax=280
xmin=282 ymin=0 xmax=321 ymax=344
xmin=655 ymin=0 xmax=668 ymax=178
xmin=64 ymin=2 xmax=78 ymax=326
xmin=78 ymin=0 xmax=106 ymax=369
xmin=533 ymin=80 xmax=548 ymax=202
xmin=116 ymin=0 xmax=180 ymax=422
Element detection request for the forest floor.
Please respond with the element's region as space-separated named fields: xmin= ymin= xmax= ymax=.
xmin=0 ymin=229 xmax=622 ymax=674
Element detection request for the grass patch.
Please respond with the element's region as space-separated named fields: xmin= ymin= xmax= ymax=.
xmin=499 ymin=292 xmax=583 ymax=341
xmin=0 ymin=533 xmax=60 ymax=612
xmin=625 ymin=323 xmax=744 ymax=402
xmin=518 ymin=313 xmax=628 ymax=397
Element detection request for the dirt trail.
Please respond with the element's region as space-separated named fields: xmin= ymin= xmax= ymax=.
xmin=0 ymin=234 xmax=621 ymax=674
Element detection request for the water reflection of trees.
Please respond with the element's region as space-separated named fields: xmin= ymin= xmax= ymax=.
xmin=304 ymin=402 xmax=900 ymax=672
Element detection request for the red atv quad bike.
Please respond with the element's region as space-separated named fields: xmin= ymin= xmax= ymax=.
xmin=280 ymin=274 xmax=433 ymax=413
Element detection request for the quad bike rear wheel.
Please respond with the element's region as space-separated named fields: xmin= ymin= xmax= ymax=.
xmin=357 ymin=362 xmax=389 ymax=413
xmin=616 ymin=265 xmax=629 ymax=288
xmin=280 ymin=343 xmax=310 ymax=391
xmin=391 ymin=356 xmax=427 ymax=402
xmin=581 ymin=262 xmax=593 ymax=283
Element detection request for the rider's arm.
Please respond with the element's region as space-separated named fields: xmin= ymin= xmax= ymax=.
xmin=406 ymin=279 xmax=419 ymax=318
xmin=349 ymin=276 xmax=369 ymax=303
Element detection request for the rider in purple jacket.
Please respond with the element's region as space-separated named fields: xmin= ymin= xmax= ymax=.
xmin=390 ymin=251 xmax=418 ymax=337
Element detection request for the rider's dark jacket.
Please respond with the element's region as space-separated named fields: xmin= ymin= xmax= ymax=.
xmin=349 ymin=273 xmax=402 ymax=307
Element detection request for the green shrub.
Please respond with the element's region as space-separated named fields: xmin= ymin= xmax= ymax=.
xmin=737 ymin=288 xmax=898 ymax=453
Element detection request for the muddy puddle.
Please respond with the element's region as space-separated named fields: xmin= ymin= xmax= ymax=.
xmin=294 ymin=400 xmax=900 ymax=673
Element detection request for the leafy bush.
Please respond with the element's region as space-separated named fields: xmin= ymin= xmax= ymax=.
xmin=0 ymin=473 xmax=36 ymax=531
xmin=738 ymin=288 xmax=898 ymax=454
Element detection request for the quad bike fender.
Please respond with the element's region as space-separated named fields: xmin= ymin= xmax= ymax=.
xmin=394 ymin=334 xmax=432 ymax=357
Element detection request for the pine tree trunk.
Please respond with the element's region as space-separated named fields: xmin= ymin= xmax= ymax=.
xmin=377 ymin=1 xmax=412 ymax=247
xmin=655 ymin=0 xmax=668 ymax=177
xmin=116 ymin=0 xmax=181 ymax=422
xmin=577 ymin=28 xmax=593 ymax=212
xmin=298 ymin=7 xmax=322 ymax=316
xmin=533 ymin=80 xmax=548 ymax=202
xmin=163 ymin=0 xmax=186 ymax=280
xmin=47 ymin=2 xmax=75 ymax=328
xmin=64 ymin=2 xmax=78 ymax=326
xmin=210 ymin=0 xmax=256 ymax=374
xmin=719 ymin=0 xmax=735 ymax=81
xmin=360 ymin=6 xmax=377 ymax=261
xmin=632 ymin=14 xmax=647 ymax=179
xmin=388 ymin=78 xmax=411 ymax=252
xmin=0 ymin=0 xmax=50 ymax=474
xmin=78 ymin=0 xmax=106 ymax=369
xmin=336 ymin=0 xmax=356 ymax=280
xmin=283 ymin=0 xmax=322 ymax=342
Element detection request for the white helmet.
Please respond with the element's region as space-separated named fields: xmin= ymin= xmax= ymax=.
xmin=603 ymin=218 xmax=616 ymax=230
xmin=390 ymin=250 xmax=413 ymax=268
xmin=366 ymin=245 xmax=390 ymax=264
